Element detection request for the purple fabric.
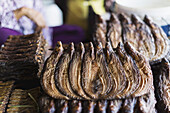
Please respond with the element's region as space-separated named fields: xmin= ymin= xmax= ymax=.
xmin=52 ymin=25 xmax=86 ymax=48
xmin=0 ymin=27 xmax=22 ymax=46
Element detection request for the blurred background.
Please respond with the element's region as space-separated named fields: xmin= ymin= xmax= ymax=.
xmin=0 ymin=0 xmax=170 ymax=48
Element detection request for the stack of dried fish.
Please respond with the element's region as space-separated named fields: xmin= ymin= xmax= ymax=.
xmin=39 ymin=13 xmax=169 ymax=112
xmin=6 ymin=87 xmax=40 ymax=113
xmin=0 ymin=81 xmax=40 ymax=113
xmin=0 ymin=33 xmax=46 ymax=80
xmin=41 ymin=41 xmax=153 ymax=100
xmin=94 ymin=13 xmax=169 ymax=63
xmin=0 ymin=81 xmax=14 ymax=113
xmin=39 ymin=89 xmax=156 ymax=113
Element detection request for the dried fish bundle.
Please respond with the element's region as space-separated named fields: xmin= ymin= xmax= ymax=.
xmin=41 ymin=41 xmax=153 ymax=100
xmin=144 ymin=16 xmax=169 ymax=62
xmin=152 ymin=58 xmax=170 ymax=113
xmin=107 ymin=13 xmax=122 ymax=48
xmin=7 ymin=87 xmax=40 ymax=113
xmin=39 ymin=91 xmax=157 ymax=113
xmin=0 ymin=81 xmax=14 ymax=113
xmin=93 ymin=13 xmax=169 ymax=63
xmin=93 ymin=15 xmax=107 ymax=48
xmin=0 ymin=33 xmax=46 ymax=80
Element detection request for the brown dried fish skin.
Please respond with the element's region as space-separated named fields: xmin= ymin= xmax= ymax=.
xmin=131 ymin=14 xmax=156 ymax=60
xmin=94 ymin=15 xmax=107 ymax=48
xmin=124 ymin=42 xmax=153 ymax=97
xmin=119 ymin=14 xmax=140 ymax=51
xmin=82 ymin=101 xmax=96 ymax=113
xmin=55 ymin=99 xmax=69 ymax=113
xmin=95 ymin=42 xmax=112 ymax=98
xmin=81 ymin=42 xmax=100 ymax=99
xmin=69 ymin=42 xmax=89 ymax=99
xmin=116 ymin=43 xmax=140 ymax=97
xmin=94 ymin=100 xmax=107 ymax=113
xmin=55 ymin=43 xmax=80 ymax=99
xmin=104 ymin=42 xmax=126 ymax=99
xmin=41 ymin=41 xmax=68 ymax=99
xmin=144 ymin=15 xmax=169 ymax=61
xmin=107 ymin=13 xmax=122 ymax=48
xmin=135 ymin=89 xmax=157 ymax=113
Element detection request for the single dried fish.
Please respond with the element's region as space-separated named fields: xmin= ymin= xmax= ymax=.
xmin=116 ymin=43 xmax=140 ymax=97
xmin=55 ymin=43 xmax=80 ymax=99
xmin=68 ymin=42 xmax=89 ymax=99
xmin=144 ymin=15 xmax=169 ymax=61
xmin=41 ymin=41 xmax=68 ymax=99
xmin=94 ymin=15 xmax=107 ymax=48
xmin=131 ymin=14 xmax=155 ymax=60
xmin=81 ymin=42 xmax=99 ymax=99
xmin=124 ymin=42 xmax=153 ymax=97
xmin=107 ymin=13 xmax=122 ymax=48
xmin=104 ymin=42 xmax=126 ymax=99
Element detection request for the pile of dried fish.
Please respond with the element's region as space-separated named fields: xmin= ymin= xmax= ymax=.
xmin=41 ymin=41 xmax=153 ymax=100
xmin=39 ymin=12 xmax=170 ymax=112
xmin=40 ymin=54 xmax=169 ymax=113
xmin=94 ymin=13 xmax=169 ymax=63
xmin=0 ymin=33 xmax=46 ymax=80
xmin=39 ymin=89 xmax=156 ymax=113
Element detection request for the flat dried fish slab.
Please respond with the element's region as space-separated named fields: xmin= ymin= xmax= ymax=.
xmin=107 ymin=13 xmax=122 ymax=48
xmin=105 ymin=42 xmax=126 ymax=99
xmin=116 ymin=43 xmax=141 ymax=97
xmin=144 ymin=15 xmax=169 ymax=61
xmin=41 ymin=41 xmax=68 ymax=99
xmin=124 ymin=42 xmax=153 ymax=97
xmin=55 ymin=43 xmax=80 ymax=99
xmin=131 ymin=14 xmax=156 ymax=60
xmin=93 ymin=15 xmax=107 ymax=48
xmin=69 ymin=43 xmax=89 ymax=99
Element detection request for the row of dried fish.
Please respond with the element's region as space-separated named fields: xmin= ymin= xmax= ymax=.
xmin=41 ymin=41 xmax=153 ymax=100
xmin=39 ymin=89 xmax=156 ymax=113
xmin=94 ymin=13 xmax=169 ymax=63
xmin=0 ymin=33 xmax=46 ymax=81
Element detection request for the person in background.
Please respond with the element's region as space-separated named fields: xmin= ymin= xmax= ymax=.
xmin=104 ymin=0 xmax=115 ymax=12
xmin=0 ymin=0 xmax=52 ymax=47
